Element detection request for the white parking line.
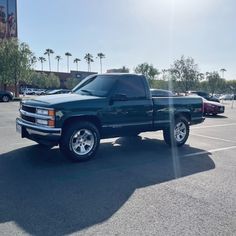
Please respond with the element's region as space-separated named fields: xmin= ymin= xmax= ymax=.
xmin=192 ymin=123 xmax=236 ymax=129
xmin=184 ymin=145 xmax=236 ymax=157
xmin=191 ymin=133 xmax=236 ymax=143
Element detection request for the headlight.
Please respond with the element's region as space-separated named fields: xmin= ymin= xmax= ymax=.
xmin=36 ymin=119 xmax=55 ymax=127
xmin=36 ymin=119 xmax=48 ymax=126
xmin=36 ymin=108 xmax=55 ymax=116
xmin=208 ymin=104 xmax=216 ymax=108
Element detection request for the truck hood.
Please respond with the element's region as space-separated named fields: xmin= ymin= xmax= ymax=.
xmin=22 ymin=93 xmax=105 ymax=107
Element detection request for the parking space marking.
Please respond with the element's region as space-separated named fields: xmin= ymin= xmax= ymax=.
xmin=192 ymin=123 xmax=236 ymax=129
xmin=184 ymin=145 xmax=236 ymax=157
xmin=191 ymin=133 xmax=236 ymax=143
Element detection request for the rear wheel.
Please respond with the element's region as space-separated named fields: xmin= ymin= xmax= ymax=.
xmin=163 ymin=117 xmax=189 ymax=147
xmin=2 ymin=95 xmax=10 ymax=102
xmin=60 ymin=121 xmax=100 ymax=162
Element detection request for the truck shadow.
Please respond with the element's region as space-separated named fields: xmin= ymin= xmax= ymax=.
xmin=204 ymin=114 xmax=228 ymax=119
xmin=0 ymin=137 xmax=215 ymax=236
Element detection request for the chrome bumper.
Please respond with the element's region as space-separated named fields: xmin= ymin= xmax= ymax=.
xmin=16 ymin=118 xmax=61 ymax=140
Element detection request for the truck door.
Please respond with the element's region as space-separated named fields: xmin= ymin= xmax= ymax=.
xmin=102 ymin=75 xmax=153 ymax=135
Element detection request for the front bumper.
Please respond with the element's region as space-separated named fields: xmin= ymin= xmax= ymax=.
xmin=16 ymin=118 xmax=61 ymax=145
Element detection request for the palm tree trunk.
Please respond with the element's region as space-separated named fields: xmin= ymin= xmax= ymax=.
xmin=76 ymin=63 xmax=78 ymax=72
xmin=48 ymin=55 xmax=51 ymax=71
xmin=41 ymin=62 xmax=43 ymax=71
xmin=57 ymin=60 xmax=59 ymax=72
xmin=100 ymin=58 xmax=102 ymax=73
xmin=67 ymin=57 xmax=69 ymax=72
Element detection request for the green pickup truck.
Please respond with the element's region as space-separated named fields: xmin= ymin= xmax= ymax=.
xmin=16 ymin=74 xmax=204 ymax=162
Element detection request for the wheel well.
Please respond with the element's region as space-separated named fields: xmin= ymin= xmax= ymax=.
xmin=175 ymin=112 xmax=191 ymax=123
xmin=62 ymin=116 xmax=101 ymax=132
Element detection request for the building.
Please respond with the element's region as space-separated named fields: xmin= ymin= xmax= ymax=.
xmin=0 ymin=0 xmax=17 ymax=39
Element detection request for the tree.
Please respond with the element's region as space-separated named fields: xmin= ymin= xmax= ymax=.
xmin=38 ymin=57 xmax=46 ymax=71
xmin=206 ymin=72 xmax=223 ymax=95
xmin=107 ymin=66 xmax=130 ymax=73
xmin=30 ymin=72 xmax=60 ymax=89
xmin=73 ymin=58 xmax=81 ymax=71
xmin=30 ymin=72 xmax=48 ymax=88
xmin=220 ymin=68 xmax=226 ymax=79
xmin=0 ymin=39 xmax=34 ymax=95
xmin=55 ymin=55 xmax=62 ymax=72
xmin=169 ymin=56 xmax=201 ymax=93
xmin=44 ymin=49 xmax=54 ymax=71
xmin=84 ymin=53 xmax=94 ymax=72
xmin=46 ymin=73 xmax=60 ymax=88
xmin=97 ymin=53 xmax=105 ymax=73
xmin=227 ymin=80 xmax=236 ymax=94
xmin=31 ymin=56 xmax=37 ymax=69
xmin=65 ymin=77 xmax=80 ymax=89
xmin=65 ymin=52 xmax=72 ymax=72
xmin=134 ymin=63 xmax=159 ymax=86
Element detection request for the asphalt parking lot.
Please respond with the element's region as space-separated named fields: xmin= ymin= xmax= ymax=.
xmin=0 ymin=101 xmax=236 ymax=236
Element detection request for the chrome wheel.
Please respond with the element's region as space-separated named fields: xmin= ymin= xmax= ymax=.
xmin=2 ymin=95 xmax=9 ymax=102
xmin=70 ymin=129 xmax=95 ymax=156
xmin=174 ymin=121 xmax=187 ymax=142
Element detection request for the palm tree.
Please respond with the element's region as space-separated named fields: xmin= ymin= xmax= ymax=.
xmin=38 ymin=57 xmax=46 ymax=71
xmin=55 ymin=55 xmax=62 ymax=72
xmin=65 ymin=52 xmax=72 ymax=72
xmin=73 ymin=58 xmax=81 ymax=71
xmin=84 ymin=53 xmax=94 ymax=72
xmin=44 ymin=49 xmax=54 ymax=71
xmin=31 ymin=56 xmax=37 ymax=69
xmin=97 ymin=53 xmax=105 ymax=73
xmin=220 ymin=68 xmax=226 ymax=79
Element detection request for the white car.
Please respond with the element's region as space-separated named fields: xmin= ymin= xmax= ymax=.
xmin=219 ymin=94 xmax=233 ymax=100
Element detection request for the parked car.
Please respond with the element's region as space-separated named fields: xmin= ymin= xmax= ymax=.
xmin=17 ymin=74 xmax=205 ymax=162
xmin=219 ymin=94 xmax=234 ymax=100
xmin=187 ymin=91 xmax=220 ymax=103
xmin=45 ymin=89 xmax=71 ymax=95
xmin=0 ymin=90 xmax=14 ymax=102
xmin=22 ymin=88 xmax=37 ymax=95
xmin=203 ymin=98 xmax=225 ymax=116
xmin=150 ymin=89 xmax=175 ymax=97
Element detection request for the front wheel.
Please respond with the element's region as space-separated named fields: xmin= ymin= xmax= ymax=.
xmin=60 ymin=121 xmax=100 ymax=162
xmin=2 ymin=95 xmax=10 ymax=102
xmin=163 ymin=117 xmax=189 ymax=147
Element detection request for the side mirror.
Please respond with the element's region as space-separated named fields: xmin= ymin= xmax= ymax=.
xmin=111 ymin=93 xmax=128 ymax=101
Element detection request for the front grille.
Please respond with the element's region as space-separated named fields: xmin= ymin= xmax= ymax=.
xmin=21 ymin=104 xmax=37 ymax=124
xmin=20 ymin=105 xmax=54 ymax=127
xmin=22 ymin=105 xmax=36 ymax=113
xmin=21 ymin=114 xmax=35 ymax=123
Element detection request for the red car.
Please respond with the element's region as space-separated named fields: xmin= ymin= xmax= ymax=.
xmin=203 ymin=98 xmax=225 ymax=115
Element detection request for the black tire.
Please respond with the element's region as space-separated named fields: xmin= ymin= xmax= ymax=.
xmin=163 ymin=117 xmax=189 ymax=147
xmin=60 ymin=121 xmax=100 ymax=162
xmin=2 ymin=95 xmax=10 ymax=102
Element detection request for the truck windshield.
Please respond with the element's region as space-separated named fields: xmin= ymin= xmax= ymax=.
xmin=73 ymin=75 xmax=117 ymax=97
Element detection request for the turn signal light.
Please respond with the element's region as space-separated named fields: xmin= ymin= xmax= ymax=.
xmin=48 ymin=120 xmax=55 ymax=127
xmin=48 ymin=110 xmax=55 ymax=116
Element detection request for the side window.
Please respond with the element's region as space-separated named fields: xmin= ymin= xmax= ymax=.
xmin=114 ymin=76 xmax=146 ymax=99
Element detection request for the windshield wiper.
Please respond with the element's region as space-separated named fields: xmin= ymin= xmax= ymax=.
xmin=81 ymin=89 xmax=93 ymax=96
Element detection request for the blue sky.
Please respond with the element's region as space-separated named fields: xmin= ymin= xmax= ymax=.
xmin=18 ymin=0 xmax=235 ymax=79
